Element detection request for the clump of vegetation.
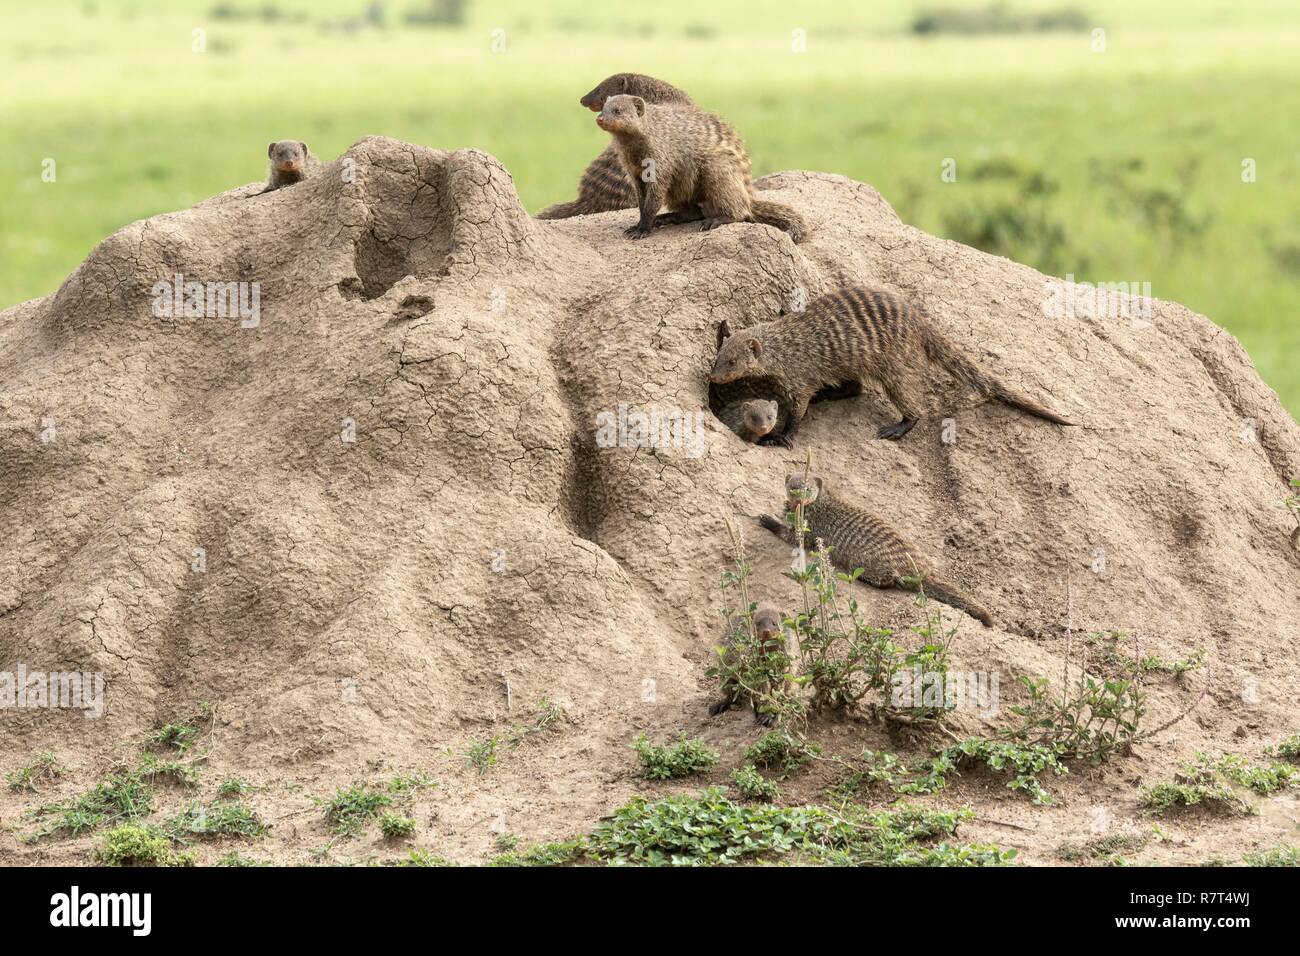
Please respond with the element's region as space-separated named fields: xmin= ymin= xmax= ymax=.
xmin=1266 ymin=734 xmax=1300 ymax=763
xmin=743 ymin=730 xmax=818 ymax=774
xmin=586 ymin=788 xmax=1014 ymax=867
xmin=168 ymin=800 xmax=268 ymax=840
xmin=1135 ymin=752 xmax=1294 ymax=817
xmin=1244 ymin=845 xmax=1300 ymax=867
xmin=215 ymin=850 xmax=271 ymax=867
xmin=216 ymin=776 xmax=258 ymax=798
xmin=379 ymin=812 xmax=416 ymax=840
xmin=453 ymin=699 xmax=566 ymax=775
xmin=97 ymin=823 xmax=195 ymax=867
xmin=144 ymin=702 xmax=213 ymax=754
xmin=137 ymin=751 xmax=204 ymax=787
xmin=731 ymin=765 xmax=778 ymax=802
xmin=398 ymin=848 xmax=458 ymax=867
xmin=489 ymin=838 xmax=587 ymax=867
xmin=318 ymin=783 xmax=394 ymax=837
xmin=1056 ymin=832 xmax=1148 ymax=866
xmin=5 ymin=752 xmax=66 ymax=793
xmin=633 ymin=733 xmax=719 ymax=780
xmin=29 ymin=769 xmax=153 ymax=839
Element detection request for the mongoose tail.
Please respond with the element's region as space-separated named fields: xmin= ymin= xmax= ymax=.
xmin=921 ymin=327 xmax=1073 ymax=426
xmin=910 ymin=578 xmax=994 ymax=628
xmin=536 ymin=148 xmax=637 ymax=218
xmin=750 ymin=198 xmax=810 ymax=243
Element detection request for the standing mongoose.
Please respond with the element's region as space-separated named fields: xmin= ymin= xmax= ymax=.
xmin=760 ymin=474 xmax=994 ymax=627
xmin=536 ymin=73 xmax=695 ymax=220
xmin=595 ymin=95 xmax=808 ymax=242
xmin=265 ymin=141 xmax=320 ymax=192
xmin=708 ymin=600 xmax=790 ymax=725
xmin=718 ymin=397 xmax=779 ymax=443
xmin=710 ymin=286 xmax=1072 ymax=446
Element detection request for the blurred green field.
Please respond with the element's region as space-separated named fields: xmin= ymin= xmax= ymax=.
xmin=2 ymin=0 xmax=1298 ymax=411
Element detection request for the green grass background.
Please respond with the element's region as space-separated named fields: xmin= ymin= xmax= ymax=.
xmin=2 ymin=0 xmax=1297 ymax=411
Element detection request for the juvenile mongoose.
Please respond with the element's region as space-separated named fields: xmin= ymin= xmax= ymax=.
xmin=264 ymin=141 xmax=320 ymax=192
xmin=760 ymin=474 xmax=994 ymax=628
xmin=595 ymin=95 xmax=808 ymax=242
xmin=718 ymin=397 xmax=779 ymax=443
xmin=708 ymin=600 xmax=789 ymax=725
xmin=711 ymin=286 xmax=1072 ymax=446
xmin=536 ymin=73 xmax=694 ymax=220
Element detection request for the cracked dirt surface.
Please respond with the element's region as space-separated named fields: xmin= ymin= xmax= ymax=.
xmin=2 ymin=136 xmax=1299 ymax=865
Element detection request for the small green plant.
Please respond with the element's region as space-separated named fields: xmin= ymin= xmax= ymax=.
xmin=1244 ymin=845 xmax=1300 ymax=867
xmin=489 ymin=838 xmax=586 ymax=867
xmin=1266 ymin=734 xmax=1300 ymax=763
xmin=632 ymin=733 xmax=719 ymax=780
xmin=1056 ymin=832 xmax=1148 ymax=866
xmin=29 ymin=769 xmax=153 ymax=839
xmin=5 ymin=752 xmax=66 ymax=793
xmin=144 ymin=703 xmax=213 ymax=753
xmin=319 ymin=783 xmax=393 ymax=837
xmin=399 ymin=848 xmax=457 ymax=867
xmin=743 ymin=730 xmax=819 ymax=774
xmin=1139 ymin=780 xmax=1250 ymax=817
xmin=460 ymin=735 xmax=501 ymax=775
xmin=168 ymin=800 xmax=268 ymax=840
xmin=1196 ymin=752 xmax=1300 ymax=795
xmin=216 ymin=850 xmax=271 ymax=867
xmin=97 ymin=824 xmax=195 ymax=867
xmin=730 ymin=765 xmax=778 ymax=801
xmin=379 ymin=813 xmax=416 ymax=840
xmin=216 ymin=777 xmax=258 ymax=798
xmin=137 ymin=751 xmax=204 ymax=787
xmin=384 ymin=770 xmax=438 ymax=798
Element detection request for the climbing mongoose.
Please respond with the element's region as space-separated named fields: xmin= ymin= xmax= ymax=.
xmin=265 ymin=141 xmax=320 ymax=192
xmin=708 ymin=600 xmax=790 ymax=725
xmin=718 ymin=397 xmax=779 ymax=443
xmin=536 ymin=73 xmax=694 ymax=220
xmin=594 ymin=95 xmax=808 ymax=242
xmin=710 ymin=286 xmax=1072 ymax=446
xmin=760 ymin=474 xmax=994 ymax=627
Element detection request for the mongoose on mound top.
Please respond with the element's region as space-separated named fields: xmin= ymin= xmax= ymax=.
xmin=536 ymin=73 xmax=694 ymax=220
xmin=265 ymin=141 xmax=320 ymax=192
xmin=760 ymin=474 xmax=993 ymax=627
xmin=594 ymin=95 xmax=808 ymax=242
xmin=711 ymin=286 xmax=1072 ymax=446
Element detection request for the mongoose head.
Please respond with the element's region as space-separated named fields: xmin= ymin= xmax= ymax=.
xmin=596 ymin=95 xmax=646 ymax=134
xmin=268 ymin=141 xmax=310 ymax=175
xmin=581 ymin=73 xmax=679 ymax=111
xmin=738 ymin=399 xmax=778 ymax=439
xmin=784 ymin=473 xmax=824 ymax=511
xmin=752 ymin=600 xmax=784 ymax=645
xmin=709 ymin=331 xmax=765 ymax=384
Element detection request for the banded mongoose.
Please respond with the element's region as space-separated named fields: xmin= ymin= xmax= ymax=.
xmin=265 ymin=141 xmax=320 ymax=192
xmin=708 ymin=600 xmax=790 ymax=725
xmin=718 ymin=397 xmax=779 ymax=443
xmin=536 ymin=73 xmax=694 ymax=220
xmin=760 ymin=474 xmax=994 ymax=628
xmin=594 ymin=95 xmax=808 ymax=242
xmin=710 ymin=286 xmax=1072 ymax=446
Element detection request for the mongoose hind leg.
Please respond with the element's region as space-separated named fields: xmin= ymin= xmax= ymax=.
xmin=655 ymin=205 xmax=704 ymax=226
xmin=877 ymin=367 xmax=924 ymax=441
xmin=878 ymin=418 xmax=918 ymax=440
xmin=708 ymin=696 xmax=735 ymax=717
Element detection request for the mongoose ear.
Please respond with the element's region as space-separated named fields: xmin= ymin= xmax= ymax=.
xmin=267 ymin=142 xmax=276 ymax=158
xmin=632 ymin=96 xmax=646 ymax=116
xmin=813 ymin=477 xmax=824 ymax=496
xmin=298 ymin=142 xmax=308 ymax=155
xmin=748 ymin=337 xmax=763 ymax=357
xmin=716 ymin=320 xmax=731 ymax=351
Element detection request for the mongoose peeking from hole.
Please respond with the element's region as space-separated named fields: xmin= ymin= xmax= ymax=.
xmin=265 ymin=141 xmax=319 ymax=192
xmin=718 ymin=398 xmax=779 ymax=443
xmin=708 ymin=600 xmax=789 ymax=726
xmin=760 ymin=473 xmax=994 ymax=628
xmin=595 ymin=95 xmax=809 ymax=242
xmin=536 ymin=73 xmax=695 ymax=220
xmin=711 ymin=286 xmax=1072 ymax=447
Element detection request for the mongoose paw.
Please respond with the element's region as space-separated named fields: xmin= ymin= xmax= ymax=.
xmin=624 ymin=223 xmax=653 ymax=239
xmin=708 ymin=698 xmax=732 ymax=717
xmin=877 ymin=419 xmax=917 ymax=440
xmin=754 ymin=711 xmax=776 ymax=728
xmin=758 ymin=514 xmax=786 ymax=535
xmin=758 ymin=433 xmax=794 ymax=448
xmin=700 ymin=217 xmax=729 ymax=231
